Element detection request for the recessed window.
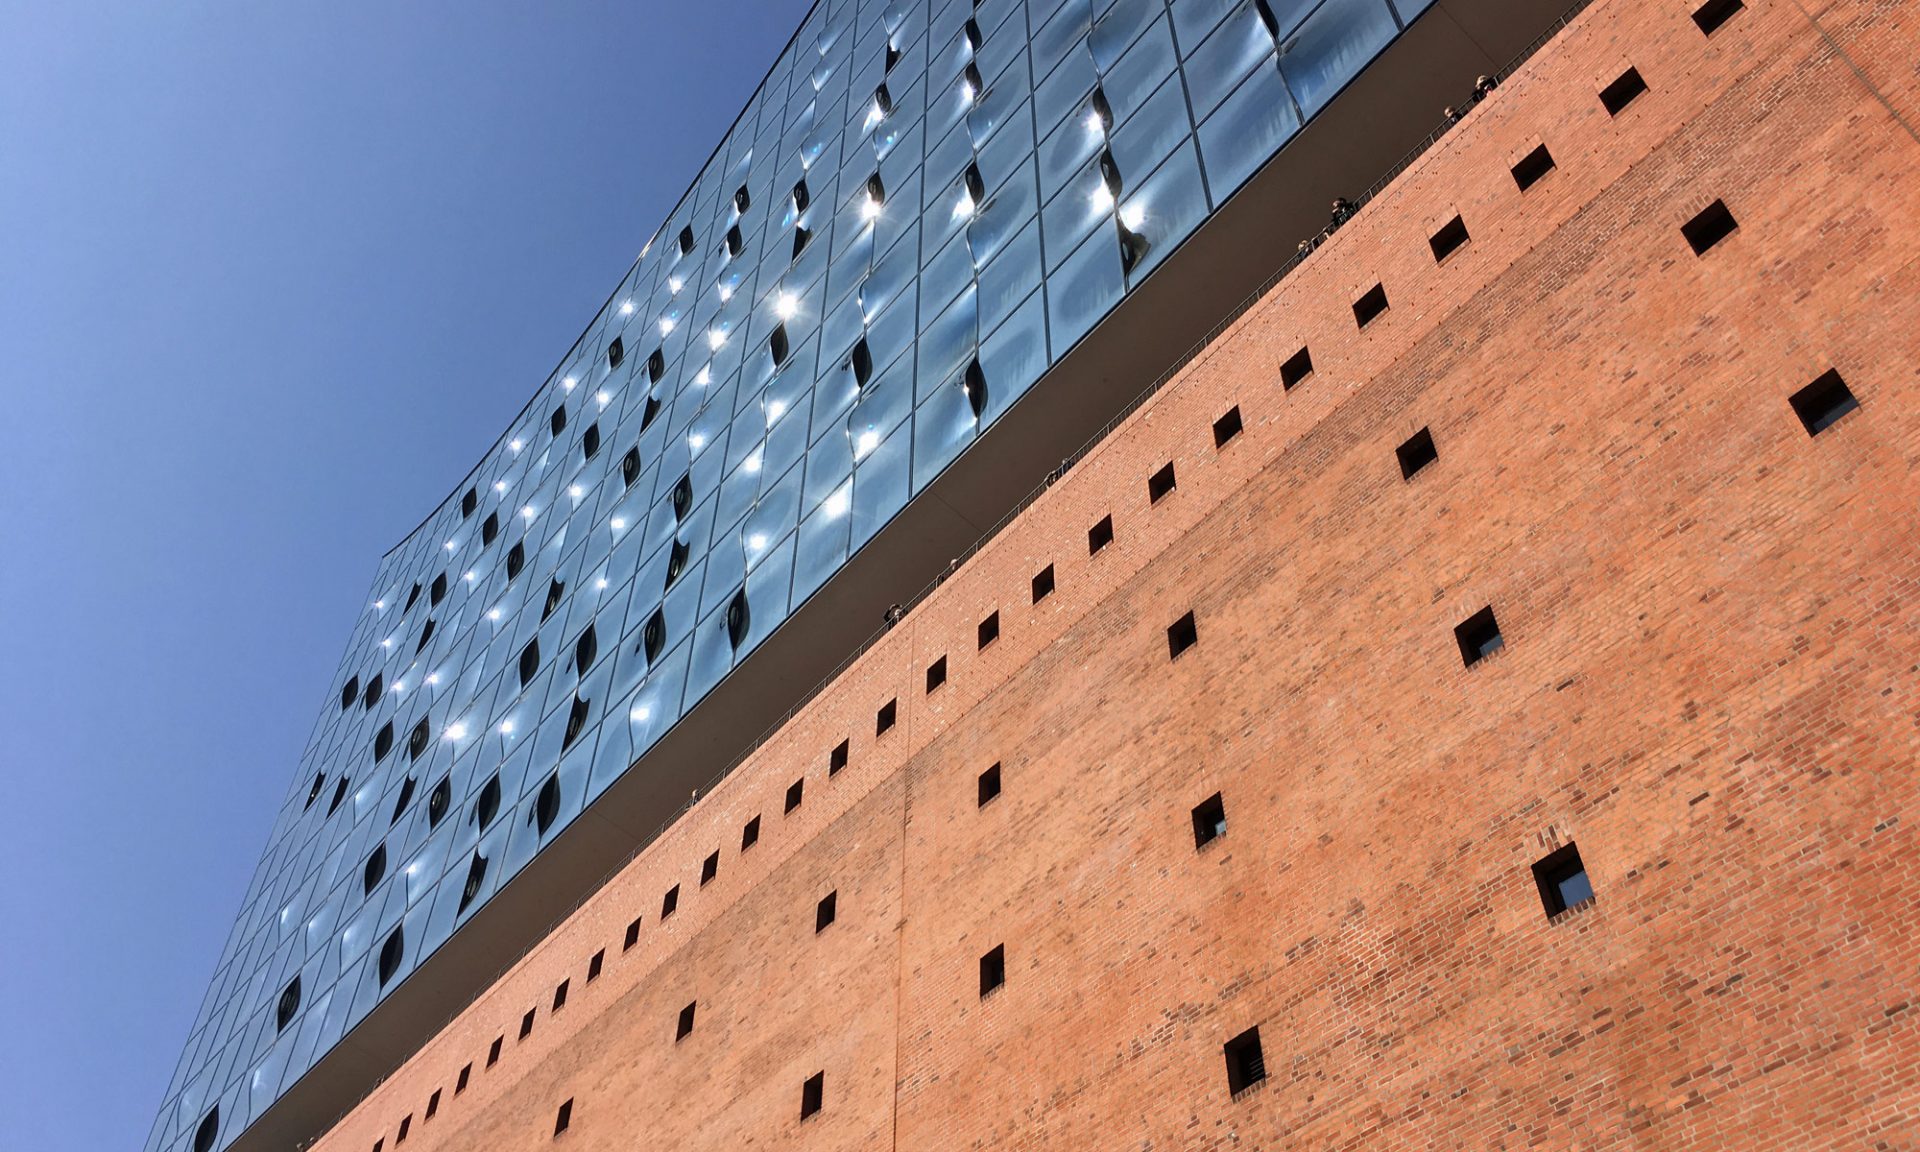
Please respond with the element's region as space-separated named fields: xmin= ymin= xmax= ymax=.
xmin=1352 ymin=283 xmax=1389 ymax=328
xmin=850 ymin=337 xmax=873 ymax=387
xmin=664 ymin=538 xmax=690 ymax=590
xmin=587 ymin=949 xmax=604 ymax=981
xmin=390 ymin=775 xmax=416 ymax=826
xmin=665 ymin=999 xmax=695 ymax=1045
xmin=563 ymin=695 xmax=591 ymax=749
xmin=425 ymin=1089 xmax=440 ymax=1120
xmin=363 ymin=844 xmax=387 ymax=895
xmin=377 ymin=925 xmax=405 ymax=985
xmin=785 ymin=778 xmax=805 ymax=813
xmin=341 ymin=677 xmax=359 ymax=712
xmin=1396 ymin=427 xmax=1438 ymax=479
xmin=407 ymin=715 xmax=430 ymax=761
xmin=543 ymin=578 xmax=566 ymax=621
xmin=461 ymin=487 xmax=477 ymax=517
xmin=1223 ymin=1026 xmax=1267 ymax=1096
xmin=623 ymin=918 xmax=641 ymax=951
xmin=885 ymin=39 xmax=902 ymax=71
xmin=430 ymin=572 xmax=447 ymax=606
xmin=671 ymin=472 xmax=693 ymax=520
xmin=364 ymin=674 xmax=383 ymax=710
xmin=800 ymin=1071 xmax=825 ymax=1120
xmin=483 ymin=510 xmax=499 ymax=546
xmin=725 ymin=223 xmax=743 ymax=257
xmin=1511 ymin=144 xmax=1555 ymax=191
xmin=792 ymin=179 xmax=810 ymax=212
xmin=641 ymin=393 xmax=663 ymax=432
xmin=1789 ymin=369 xmax=1859 ymax=436
xmin=815 ymin=890 xmax=837 ymax=933
xmin=1599 ymin=66 xmax=1647 ymax=114
xmin=456 ymin=1063 xmax=471 ymax=1094
xmin=979 ymin=944 xmax=1006 ymax=997
xmin=607 ymin=335 xmax=625 ymax=369
xmin=1681 ymin=199 xmax=1737 ymax=255
xmin=427 ymin=776 xmax=450 ymax=827
xmin=647 ymin=348 xmax=665 ymax=383
xmin=520 ymin=638 xmax=541 ymax=687
xmin=1167 ymin=612 xmax=1198 ymax=659
xmin=458 ymin=852 xmax=488 ymax=912
xmin=306 ymin=772 xmax=326 ymax=810
xmin=582 ymin=423 xmax=600 ymax=461
xmin=550 ymin=406 xmax=567 ymax=437
xmin=415 ymin=617 xmax=435 ymax=655
xmin=962 ymin=357 xmax=989 ymax=419
xmin=1032 ymin=565 xmax=1055 ymax=603
xmin=1280 ymin=345 xmax=1313 ymax=390
xmin=194 ymin=1108 xmax=219 ymax=1152
xmin=769 ymin=322 xmax=790 ymax=365
xmin=1429 ymin=215 xmax=1469 ymax=262
xmin=1192 ymin=792 xmax=1227 ymax=849
xmin=1532 ymin=842 xmax=1595 ymax=917
xmin=622 ymin=446 xmax=641 ymax=487
xmin=1692 ymin=0 xmax=1742 ymax=33
xmin=978 ymin=611 xmax=1000 ymax=648
xmin=405 ymin=582 xmax=421 ymax=612
xmin=552 ymin=978 xmax=569 ymax=1011
xmin=677 ymin=225 xmax=695 ymax=255
xmin=661 ymin=884 xmax=679 ymax=919
xmin=506 ymin=541 xmax=526 ymax=581
xmin=726 ymin=589 xmax=751 ymax=651
xmin=574 ymin=625 xmax=597 ymax=675
xmin=877 ymin=698 xmax=897 ymax=735
xmin=792 ymin=224 xmax=812 ymax=261
xmin=742 ymin=815 xmax=761 ymax=850
xmin=553 ymin=1099 xmax=572 ymax=1137
xmin=733 ymin=184 xmax=751 ymax=213
xmin=1454 ymin=605 xmax=1505 ymax=668
xmin=329 ymin=775 xmax=350 ymax=816
xmin=926 ymin=656 xmax=947 ymax=693
xmin=978 ymin=762 xmax=1002 ymax=807
xmin=701 ymin=850 xmax=719 ymax=885
xmin=830 ymin=739 xmax=849 ymax=774
xmin=1088 ymin=515 xmax=1114 ymax=554
xmin=475 ymin=773 xmax=502 ymax=828
xmin=1212 ymin=406 xmax=1244 ymax=447
xmin=534 ymin=773 xmax=561 ymax=835
xmin=643 ymin=608 xmax=667 ymax=664
xmin=276 ymin=975 xmax=301 ymax=1032
xmin=486 ymin=1035 xmax=503 ymax=1068
xmin=519 ymin=1008 xmax=535 ymax=1040
xmin=1148 ymin=462 xmax=1176 ymax=503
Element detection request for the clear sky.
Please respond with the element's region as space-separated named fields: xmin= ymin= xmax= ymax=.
xmin=0 ymin=3 xmax=813 ymax=1149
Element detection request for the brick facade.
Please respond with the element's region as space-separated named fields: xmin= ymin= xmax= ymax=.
xmin=313 ymin=0 xmax=1920 ymax=1146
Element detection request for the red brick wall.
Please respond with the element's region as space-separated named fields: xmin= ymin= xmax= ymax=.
xmin=312 ymin=0 xmax=1920 ymax=1146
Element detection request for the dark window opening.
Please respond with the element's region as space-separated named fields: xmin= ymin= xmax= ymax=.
xmin=194 ymin=1109 xmax=219 ymax=1152
xmin=671 ymin=472 xmax=694 ymax=520
xmin=623 ymin=918 xmax=641 ymax=951
xmin=1429 ymin=215 xmax=1469 ymax=262
xmin=607 ymin=335 xmax=625 ymax=369
xmin=341 ymin=677 xmax=359 ymax=712
xmin=733 ymin=184 xmax=750 ymax=214
xmin=962 ymin=357 xmax=988 ymax=419
xmin=506 ymin=541 xmax=526 ymax=581
xmin=550 ymin=406 xmax=567 ymax=437
xmin=1167 ymin=612 xmax=1198 ymax=659
xmin=873 ymin=83 xmax=893 ymax=117
xmin=475 ymin=773 xmax=502 ymax=828
xmin=829 ymin=739 xmax=849 ymax=775
xmin=926 ymin=656 xmax=947 ymax=693
xmin=582 ymin=423 xmax=600 ymax=461
xmin=483 ymin=511 xmax=499 ymax=546
xmin=792 ymin=224 xmax=812 ymax=261
xmin=677 ymin=1000 xmax=698 ymax=1041
xmin=1213 ymin=406 xmax=1244 ymax=447
xmin=534 ymin=773 xmax=561 ymax=835
xmin=364 ymin=674 xmax=383 ymax=710
xmin=1692 ymin=0 xmax=1742 ymax=32
xmin=430 ymin=572 xmax=447 ymax=605
xmin=456 ymin=1064 xmax=471 ymax=1094
xmin=964 ymin=15 xmax=983 ymax=49
xmin=425 ymin=1089 xmax=440 ymax=1120
xmin=677 ymin=225 xmax=695 ymax=255
xmin=963 ymin=158 xmax=986 ymax=204
xmin=543 ymin=578 xmax=566 ymax=622
xmin=726 ymin=589 xmax=751 ymax=650
xmin=1224 ymin=1026 xmax=1267 ymax=1096
xmin=587 ymin=949 xmax=604 ymax=982
xmin=574 ymin=625 xmax=598 ymax=676
xmin=552 ymin=979 xmax=568 ymax=1012
xmin=978 ymin=611 xmax=999 ymax=649
xmin=1511 ymin=144 xmax=1555 ymax=191
xmin=329 ymin=775 xmax=351 ymax=816
xmin=427 ymin=776 xmax=450 ymax=827
xmin=1352 ymin=283 xmax=1389 ymax=328
xmin=1088 ymin=515 xmax=1114 ymax=554
xmin=769 ymin=322 xmax=790 ymax=366
xmin=563 ymin=695 xmax=590 ymax=750
xmin=1280 ymin=345 xmax=1313 ymax=390
xmin=377 ymin=925 xmax=405 ymax=985
xmin=1032 ymin=565 xmax=1055 ymax=603
xmin=644 ymin=608 xmax=667 ymax=664
xmin=1681 ymin=199 xmax=1737 ymax=255
xmin=397 ymin=1115 xmax=411 ymax=1145
xmin=1148 ymin=462 xmax=1176 ymax=503
xmin=661 ymin=884 xmax=679 ymax=919
xmin=520 ymin=638 xmax=541 ymax=687
xmin=664 ymin=538 xmax=690 ymax=589
xmin=646 ymin=348 xmax=666 ymax=384
xmin=1455 ymin=605 xmax=1505 ymax=668
xmin=1789 ymin=369 xmax=1859 ymax=436
xmin=800 ymin=1072 xmax=825 ymax=1120
xmin=487 ymin=1036 xmax=502 ymax=1067
xmin=978 ymin=762 xmax=1002 ymax=807
xmin=877 ymin=698 xmax=897 ymax=735
xmin=408 ymin=715 xmax=430 ymax=761
xmin=553 ymin=1099 xmax=572 ymax=1137
xmin=785 ymin=778 xmax=805 ymax=813
xmin=459 ymin=852 xmax=488 ymax=912
xmin=405 ymin=582 xmax=421 ymax=612
xmin=885 ymin=39 xmax=902 ymax=71
xmin=519 ymin=1008 xmax=535 ymax=1040
xmin=622 ymin=446 xmax=642 ymax=487
xmin=815 ymin=890 xmax=837 ymax=933
xmin=1192 ymin=792 xmax=1227 ymax=849
xmin=461 ymin=488 xmax=477 ymax=517
xmin=1397 ymin=427 xmax=1438 ymax=479
xmin=725 ymin=223 xmax=743 ymax=257
xmin=1533 ymin=841 xmax=1595 ymax=917
xmin=390 ymin=775 xmax=416 ymax=825
xmin=701 ymin=851 xmax=719 ymax=885
xmin=276 ymin=976 xmax=301 ymax=1032
xmin=850 ymin=337 xmax=873 ymax=387
xmin=363 ymin=844 xmax=387 ymax=895
xmin=1600 ymin=67 xmax=1647 ymax=114
xmin=415 ymin=618 xmax=435 ymax=655
xmin=742 ymin=815 xmax=761 ymax=850
xmin=792 ymin=179 xmax=810 ymax=212
xmin=306 ymin=772 xmax=326 ymax=810
xmin=979 ymin=944 xmax=1006 ymax=997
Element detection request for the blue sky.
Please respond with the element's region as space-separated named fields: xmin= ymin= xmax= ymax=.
xmin=0 ymin=4 xmax=812 ymax=1148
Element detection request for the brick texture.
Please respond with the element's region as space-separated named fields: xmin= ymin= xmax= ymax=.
xmin=305 ymin=0 xmax=1920 ymax=1147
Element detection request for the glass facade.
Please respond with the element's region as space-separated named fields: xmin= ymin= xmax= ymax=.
xmin=151 ymin=0 xmax=1436 ymax=1147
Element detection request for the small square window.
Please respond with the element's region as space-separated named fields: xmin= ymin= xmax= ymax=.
xmin=1429 ymin=215 xmax=1469 ymax=262
xmin=1224 ymin=1027 xmax=1267 ymax=1096
xmin=661 ymin=884 xmax=679 ymax=919
xmin=1280 ymin=345 xmax=1313 ymax=390
xmin=553 ymin=1098 xmax=572 ymax=1137
xmin=1681 ymin=199 xmax=1737 ymax=255
xmin=1088 ymin=515 xmax=1114 ymax=554
xmin=701 ymin=851 xmax=719 ymax=886
xmin=487 ymin=1036 xmax=502 ymax=1067
xmin=1532 ymin=842 xmax=1595 ymax=918
xmin=816 ymin=891 xmax=837 ymax=933
xmin=676 ymin=1000 xmax=697 ymax=1041
xmin=1599 ymin=67 xmax=1647 ymax=114
xmin=926 ymin=657 xmax=948 ymax=693
xmin=552 ymin=979 xmax=569 ymax=1011
xmin=1455 ymin=606 xmax=1505 ymax=668
xmin=519 ymin=1008 xmax=535 ymax=1040
xmin=978 ymin=611 xmax=1000 ymax=648
xmin=1167 ymin=612 xmax=1198 ymax=659
xmin=1191 ymin=792 xmax=1226 ymax=849
xmin=623 ymin=918 xmax=641 ymax=951
xmin=1148 ymin=463 xmax=1177 ymax=503
xmin=1352 ymin=283 xmax=1389 ymax=328
xmin=742 ymin=815 xmax=761 ymax=850
xmin=979 ymin=944 xmax=1006 ymax=997
xmin=877 ymin=698 xmax=897 ymax=735
xmin=830 ymin=739 xmax=850 ymax=774
xmin=800 ymin=1071 xmax=825 ymax=1119
xmin=1396 ymin=427 xmax=1438 ymax=479
xmin=1213 ymin=406 xmax=1244 ymax=447
xmin=1032 ymin=565 xmax=1055 ymax=603
xmin=1692 ymin=0 xmax=1742 ymax=34
xmin=455 ymin=1064 xmax=472 ymax=1094
xmin=785 ymin=778 xmax=805 ymax=813
xmin=1789 ymin=369 xmax=1858 ymax=436
xmin=978 ymin=762 xmax=1002 ymax=807
xmin=587 ymin=949 xmax=604 ymax=982
xmin=1511 ymin=145 xmax=1555 ymax=191
xmin=425 ymin=1090 xmax=440 ymax=1120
